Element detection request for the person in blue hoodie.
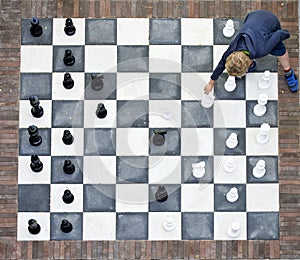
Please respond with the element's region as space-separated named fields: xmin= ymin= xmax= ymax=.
xmin=204 ymin=10 xmax=298 ymax=93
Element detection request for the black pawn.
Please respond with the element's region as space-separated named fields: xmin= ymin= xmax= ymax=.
xmin=62 ymin=189 xmax=74 ymax=204
xmin=96 ymin=103 xmax=107 ymax=119
xmin=153 ymin=130 xmax=167 ymax=146
xmin=62 ymin=130 xmax=74 ymax=145
xmin=29 ymin=95 xmax=44 ymax=118
xmin=63 ymin=49 xmax=75 ymax=66
xmin=91 ymin=73 xmax=104 ymax=91
xmin=30 ymin=17 xmax=43 ymax=37
xmin=155 ymin=185 xmax=168 ymax=202
xmin=63 ymin=73 xmax=74 ymax=89
xmin=61 ymin=219 xmax=73 ymax=233
xmin=28 ymin=219 xmax=41 ymax=235
xmin=63 ymin=159 xmax=75 ymax=174
xmin=28 ymin=125 xmax=42 ymax=146
xmin=30 ymin=154 xmax=43 ymax=172
xmin=64 ymin=18 xmax=76 ymax=36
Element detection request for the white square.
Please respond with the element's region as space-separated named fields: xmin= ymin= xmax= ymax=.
xmin=148 ymin=212 xmax=181 ymax=240
xmin=83 ymin=156 xmax=116 ymax=184
xmin=214 ymin=156 xmax=246 ymax=183
xmin=116 ymin=184 xmax=148 ymax=212
xmin=117 ymin=18 xmax=149 ymax=45
xmin=149 ymin=100 xmax=181 ymax=128
xmin=181 ymin=128 xmax=213 ymax=155
xmin=181 ymin=18 xmax=213 ymax=45
xmin=19 ymin=100 xmax=52 ymax=128
xmin=214 ymin=212 xmax=247 ymax=240
xmin=21 ymin=46 xmax=53 ymax=72
xmin=84 ymin=100 xmax=116 ymax=128
xmin=116 ymin=128 xmax=149 ymax=156
xmin=117 ymin=73 xmax=149 ymax=100
xmin=213 ymin=45 xmax=229 ymax=70
xmin=52 ymin=72 xmax=85 ymax=100
xmin=85 ymin=46 xmax=117 ymax=73
xmin=53 ymin=18 xmax=85 ymax=45
xmin=149 ymin=156 xmax=181 ymax=184
xmin=50 ymin=184 xmax=83 ymax=212
xmin=247 ymin=184 xmax=279 ymax=211
xmin=17 ymin=212 xmax=50 ymax=240
xmin=181 ymin=184 xmax=214 ymax=212
xmin=214 ymin=100 xmax=246 ymax=128
xmin=51 ymin=128 xmax=84 ymax=156
xmin=181 ymin=73 xmax=211 ymax=100
xmin=149 ymin=45 xmax=181 ymax=72
xmin=83 ymin=212 xmax=116 ymax=240
xmin=18 ymin=156 xmax=51 ymax=184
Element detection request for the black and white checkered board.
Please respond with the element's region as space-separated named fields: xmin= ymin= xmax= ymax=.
xmin=18 ymin=18 xmax=279 ymax=241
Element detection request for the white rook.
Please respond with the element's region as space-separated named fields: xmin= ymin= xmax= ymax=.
xmin=226 ymin=187 xmax=239 ymax=202
xmin=253 ymin=93 xmax=268 ymax=117
xmin=224 ymin=156 xmax=236 ymax=173
xmin=224 ymin=75 xmax=236 ymax=92
xmin=226 ymin=133 xmax=238 ymax=149
xmin=253 ymin=159 xmax=266 ymax=178
xmin=223 ymin=19 xmax=235 ymax=38
xmin=256 ymin=123 xmax=270 ymax=144
xmin=163 ymin=216 xmax=176 ymax=232
xmin=227 ymin=222 xmax=241 ymax=238
xmin=192 ymin=161 xmax=206 ymax=178
xmin=258 ymin=70 xmax=271 ymax=89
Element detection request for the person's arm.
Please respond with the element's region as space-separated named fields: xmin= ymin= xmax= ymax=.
xmin=204 ymin=79 xmax=215 ymax=94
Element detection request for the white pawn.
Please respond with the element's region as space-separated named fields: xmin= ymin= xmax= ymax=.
xmin=226 ymin=133 xmax=238 ymax=149
xmin=226 ymin=187 xmax=239 ymax=202
xmin=163 ymin=216 xmax=176 ymax=232
xmin=258 ymin=70 xmax=271 ymax=89
xmin=201 ymin=92 xmax=215 ymax=108
xmin=224 ymin=157 xmax=236 ymax=173
xmin=253 ymin=93 xmax=268 ymax=117
xmin=227 ymin=222 xmax=241 ymax=238
xmin=256 ymin=123 xmax=270 ymax=144
xmin=192 ymin=161 xmax=206 ymax=178
xmin=223 ymin=19 xmax=235 ymax=38
xmin=162 ymin=106 xmax=173 ymax=119
xmin=224 ymin=75 xmax=236 ymax=92
xmin=253 ymin=159 xmax=266 ymax=178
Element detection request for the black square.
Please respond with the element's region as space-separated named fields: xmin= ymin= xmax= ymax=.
xmin=116 ymin=213 xmax=148 ymax=240
xmin=84 ymin=128 xmax=116 ymax=155
xmin=182 ymin=46 xmax=213 ymax=72
xmin=116 ymin=156 xmax=148 ymax=183
xmin=247 ymin=212 xmax=279 ymax=240
xmin=83 ymin=184 xmax=115 ymax=212
xmin=149 ymin=73 xmax=181 ymax=100
xmin=256 ymin=55 xmax=278 ymax=72
xmin=117 ymin=46 xmax=149 ymax=72
xmin=213 ymin=18 xmax=243 ymax=45
xmin=53 ymin=46 xmax=84 ymax=72
xmin=150 ymin=19 xmax=181 ymax=45
xmin=18 ymin=184 xmax=50 ymax=212
xmin=52 ymin=101 xmax=83 ymax=128
xmin=85 ymin=19 xmax=117 ymax=45
xmin=182 ymin=213 xmax=213 ymax=240
xmin=182 ymin=101 xmax=213 ymax=127
xmin=117 ymin=101 xmax=148 ymax=127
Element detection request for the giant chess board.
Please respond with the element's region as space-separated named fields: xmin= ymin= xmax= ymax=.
xmin=18 ymin=18 xmax=279 ymax=240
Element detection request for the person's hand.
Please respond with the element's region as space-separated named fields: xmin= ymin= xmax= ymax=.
xmin=204 ymin=83 xmax=214 ymax=94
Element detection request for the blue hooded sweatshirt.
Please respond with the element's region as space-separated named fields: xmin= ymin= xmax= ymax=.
xmin=211 ymin=10 xmax=290 ymax=81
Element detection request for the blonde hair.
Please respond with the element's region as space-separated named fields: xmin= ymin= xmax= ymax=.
xmin=225 ymin=51 xmax=252 ymax=77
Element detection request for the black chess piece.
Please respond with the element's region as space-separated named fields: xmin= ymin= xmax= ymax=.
xmin=91 ymin=73 xmax=104 ymax=91
xmin=63 ymin=49 xmax=75 ymax=66
xmin=28 ymin=125 xmax=42 ymax=146
xmin=62 ymin=130 xmax=74 ymax=145
xmin=30 ymin=17 xmax=43 ymax=37
xmin=62 ymin=189 xmax=74 ymax=204
xmin=30 ymin=154 xmax=43 ymax=172
xmin=28 ymin=219 xmax=41 ymax=235
xmin=155 ymin=185 xmax=168 ymax=202
xmin=61 ymin=219 xmax=73 ymax=233
xmin=64 ymin=18 xmax=76 ymax=36
xmin=63 ymin=159 xmax=75 ymax=174
xmin=63 ymin=73 xmax=74 ymax=89
xmin=153 ymin=130 xmax=167 ymax=146
xmin=96 ymin=103 xmax=107 ymax=119
xmin=29 ymin=95 xmax=44 ymax=118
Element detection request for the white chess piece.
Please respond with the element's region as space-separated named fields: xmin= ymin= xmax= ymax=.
xmin=163 ymin=216 xmax=176 ymax=232
xmin=224 ymin=75 xmax=236 ymax=92
xmin=192 ymin=161 xmax=206 ymax=178
xmin=258 ymin=70 xmax=271 ymax=89
xmin=162 ymin=105 xmax=173 ymax=119
xmin=226 ymin=133 xmax=238 ymax=149
xmin=224 ymin=157 xmax=236 ymax=173
xmin=256 ymin=123 xmax=270 ymax=144
xmin=253 ymin=93 xmax=268 ymax=117
xmin=201 ymin=92 xmax=215 ymax=108
xmin=226 ymin=187 xmax=239 ymax=202
xmin=227 ymin=222 xmax=241 ymax=238
xmin=223 ymin=19 xmax=235 ymax=38
xmin=253 ymin=159 xmax=266 ymax=178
